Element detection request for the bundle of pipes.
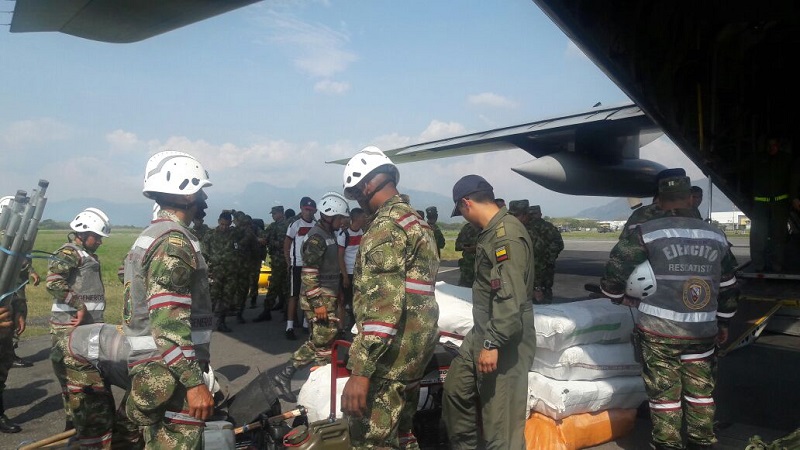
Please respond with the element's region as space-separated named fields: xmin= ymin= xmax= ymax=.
xmin=0 ymin=180 xmax=49 ymax=308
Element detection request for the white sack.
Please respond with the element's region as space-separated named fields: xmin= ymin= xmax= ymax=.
xmin=534 ymin=299 xmax=636 ymax=351
xmin=298 ymin=364 xmax=433 ymax=423
xmin=433 ymin=281 xmax=473 ymax=345
xmin=526 ymin=371 xmax=646 ymax=420
xmin=532 ymin=343 xmax=642 ymax=381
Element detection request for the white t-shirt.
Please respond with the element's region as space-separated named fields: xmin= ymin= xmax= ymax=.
xmin=336 ymin=227 xmax=363 ymax=275
xmin=286 ymin=217 xmax=316 ymax=267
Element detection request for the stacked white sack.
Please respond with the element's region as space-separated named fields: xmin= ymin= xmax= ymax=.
xmin=527 ymin=299 xmax=646 ymax=419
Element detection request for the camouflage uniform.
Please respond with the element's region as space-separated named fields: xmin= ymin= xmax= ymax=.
xmin=455 ymin=222 xmax=480 ymax=287
xmin=46 ymin=240 xmax=106 ymax=427
xmin=122 ymin=209 xmax=213 ymax=450
xmin=528 ymin=206 xmax=564 ymax=303
xmin=231 ymin=214 xmax=258 ymax=317
xmin=348 ymin=195 xmax=440 ymax=450
xmin=203 ymin=225 xmax=238 ymax=318
xmin=248 ymin=220 xmax=268 ymax=307
xmin=601 ymin=194 xmax=738 ymax=449
xmin=0 ymin=290 xmax=25 ymax=430
xmin=425 ymin=206 xmax=446 ymax=258
xmin=619 ymin=203 xmax=661 ymax=241
xmin=289 ymin=223 xmax=340 ymax=368
xmin=263 ymin=214 xmax=290 ymax=311
xmin=191 ymin=223 xmax=210 ymax=249
xmin=443 ymin=207 xmax=535 ymax=450
xmin=64 ymin=323 xmax=142 ymax=449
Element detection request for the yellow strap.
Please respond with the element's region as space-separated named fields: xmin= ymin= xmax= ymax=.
xmin=754 ymin=196 xmax=770 ymax=202
xmin=774 ymin=194 xmax=789 ymax=201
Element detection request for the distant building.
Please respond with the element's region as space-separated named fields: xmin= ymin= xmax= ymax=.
xmin=710 ymin=211 xmax=750 ymax=232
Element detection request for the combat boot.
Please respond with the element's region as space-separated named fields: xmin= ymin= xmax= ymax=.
xmin=0 ymin=400 xmax=21 ymax=433
xmin=253 ymin=310 xmax=272 ymax=322
xmin=272 ymin=363 xmax=297 ymax=403
xmin=217 ymin=315 xmax=232 ymax=333
xmin=249 ymin=295 xmax=257 ymax=309
xmin=236 ymin=310 xmax=247 ymax=324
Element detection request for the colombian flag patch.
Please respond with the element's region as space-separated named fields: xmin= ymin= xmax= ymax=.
xmin=495 ymin=246 xmax=509 ymax=262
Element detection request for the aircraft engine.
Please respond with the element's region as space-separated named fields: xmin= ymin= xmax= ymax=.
xmin=511 ymin=152 xmax=666 ymax=197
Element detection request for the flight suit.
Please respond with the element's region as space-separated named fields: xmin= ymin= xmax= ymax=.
xmin=443 ymin=207 xmax=536 ymax=450
xmin=750 ymin=141 xmax=793 ymax=272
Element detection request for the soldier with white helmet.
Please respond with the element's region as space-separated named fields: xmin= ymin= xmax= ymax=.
xmin=340 ymin=146 xmax=440 ymax=449
xmin=273 ymin=192 xmax=349 ymax=403
xmin=45 ymin=206 xmax=111 ymax=431
xmin=121 ymin=150 xmax=215 ymax=449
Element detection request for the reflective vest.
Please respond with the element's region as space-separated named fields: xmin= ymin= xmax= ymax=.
xmin=637 ymin=216 xmax=731 ymax=339
xmin=50 ymin=243 xmax=105 ymax=327
xmin=122 ymin=220 xmax=213 ymax=366
xmin=303 ymin=225 xmax=341 ymax=296
xmin=68 ymin=323 xmax=131 ymax=390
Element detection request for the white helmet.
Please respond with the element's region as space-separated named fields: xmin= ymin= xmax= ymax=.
xmin=626 ymin=261 xmax=657 ymax=299
xmin=0 ymin=196 xmax=13 ymax=210
xmin=318 ymin=192 xmax=350 ymax=217
xmin=342 ymin=146 xmax=399 ymax=200
xmin=143 ymin=150 xmax=212 ymax=199
xmin=70 ymin=207 xmax=111 ymax=237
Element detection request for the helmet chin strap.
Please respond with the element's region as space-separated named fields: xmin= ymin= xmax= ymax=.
xmin=360 ymin=176 xmax=394 ymax=209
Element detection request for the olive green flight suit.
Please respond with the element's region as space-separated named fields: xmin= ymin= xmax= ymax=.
xmin=442 ymin=207 xmax=536 ymax=450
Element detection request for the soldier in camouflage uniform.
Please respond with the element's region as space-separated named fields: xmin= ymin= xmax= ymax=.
xmin=272 ymin=192 xmax=349 ymax=403
xmin=618 ymin=168 xmax=688 ymax=241
xmin=64 ymin=323 xmax=142 ymax=449
xmin=528 ymin=205 xmax=563 ymax=303
xmin=203 ymin=211 xmax=237 ymax=332
xmin=190 ymin=204 xmax=210 ymax=249
xmin=0 ymin=303 xmax=20 ymax=433
xmin=122 ymin=151 xmax=215 ymax=450
xmin=46 ymin=207 xmax=111 ymax=432
xmin=255 ymin=206 xmax=290 ymax=322
xmin=231 ymin=212 xmax=258 ymax=323
xmin=443 ymin=176 xmax=535 ymax=450
xmin=600 ymin=175 xmax=738 ymax=450
xmin=455 ymin=221 xmax=480 ymax=287
xmin=340 ymin=147 xmax=440 ymax=450
xmin=12 ymin=259 xmax=38 ymax=368
xmin=248 ymin=218 xmax=268 ymax=309
xmin=426 ymin=206 xmax=446 ymax=257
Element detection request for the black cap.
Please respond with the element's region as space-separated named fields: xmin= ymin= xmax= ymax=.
xmin=426 ymin=206 xmax=438 ymax=216
xmin=271 ymin=205 xmax=284 ymax=214
xmin=451 ymin=174 xmax=494 ymax=217
xmin=219 ymin=211 xmax=232 ymax=222
xmin=300 ymin=196 xmax=316 ymax=210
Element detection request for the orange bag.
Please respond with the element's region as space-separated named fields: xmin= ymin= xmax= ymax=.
xmin=524 ymin=408 xmax=637 ymax=450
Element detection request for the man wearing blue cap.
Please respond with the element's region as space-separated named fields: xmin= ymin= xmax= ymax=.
xmin=442 ymin=174 xmax=536 ymax=450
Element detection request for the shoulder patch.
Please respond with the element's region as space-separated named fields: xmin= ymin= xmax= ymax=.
xmin=495 ymin=245 xmax=509 ymax=262
xmin=496 ymin=225 xmax=506 ymax=239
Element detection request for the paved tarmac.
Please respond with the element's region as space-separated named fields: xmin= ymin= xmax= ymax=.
xmin=3 ymin=237 xmax=796 ymax=449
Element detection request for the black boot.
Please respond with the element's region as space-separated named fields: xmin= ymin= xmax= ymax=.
xmin=0 ymin=399 xmax=21 ymax=433
xmin=272 ymin=364 xmax=297 ymax=403
xmin=249 ymin=296 xmax=257 ymax=309
xmin=236 ymin=310 xmax=247 ymax=324
xmin=217 ymin=315 xmax=232 ymax=333
xmin=254 ymin=310 xmax=272 ymax=322
xmin=12 ymin=355 xmax=33 ymax=368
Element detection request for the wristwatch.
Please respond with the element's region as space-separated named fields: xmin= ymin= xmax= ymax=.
xmin=483 ymin=339 xmax=498 ymax=350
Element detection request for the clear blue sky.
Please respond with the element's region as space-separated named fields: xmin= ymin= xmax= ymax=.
xmin=0 ymin=0 xmax=702 ymax=218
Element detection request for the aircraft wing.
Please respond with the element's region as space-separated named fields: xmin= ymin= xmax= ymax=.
xmin=330 ymin=104 xmax=668 ymax=198
xmin=9 ymin=0 xmax=261 ymax=43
